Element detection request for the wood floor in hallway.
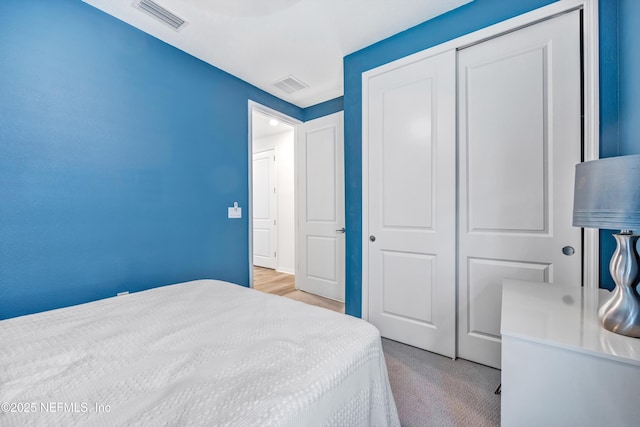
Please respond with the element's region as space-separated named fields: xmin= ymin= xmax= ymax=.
xmin=253 ymin=266 xmax=344 ymax=314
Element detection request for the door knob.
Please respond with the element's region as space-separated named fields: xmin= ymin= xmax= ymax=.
xmin=336 ymin=227 xmax=346 ymax=234
xmin=562 ymin=246 xmax=575 ymax=256
xmin=369 ymin=235 xmax=376 ymax=242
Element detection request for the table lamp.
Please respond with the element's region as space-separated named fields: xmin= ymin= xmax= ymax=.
xmin=573 ymin=154 xmax=640 ymax=338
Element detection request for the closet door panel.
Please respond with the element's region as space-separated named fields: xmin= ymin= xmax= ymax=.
xmin=367 ymin=50 xmax=456 ymax=358
xmin=458 ymin=10 xmax=583 ymax=368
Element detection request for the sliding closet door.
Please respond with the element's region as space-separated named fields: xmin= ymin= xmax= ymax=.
xmin=367 ymin=50 xmax=456 ymax=357
xmin=457 ymin=10 xmax=582 ymax=368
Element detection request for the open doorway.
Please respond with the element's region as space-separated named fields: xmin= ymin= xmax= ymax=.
xmin=250 ymin=108 xmax=296 ymax=275
xmin=248 ymin=102 xmax=345 ymax=314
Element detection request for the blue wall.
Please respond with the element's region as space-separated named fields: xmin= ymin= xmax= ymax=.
xmin=598 ymin=0 xmax=620 ymax=289
xmin=618 ymin=0 xmax=640 ymax=156
xmin=599 ymin=0 xmax=620 ymax=159
xmin=598 ymin=0 xmax=640 ymax=290
xmin=302 ymin=97 xmax=344 ymax=121
xmin=0 ymin=0 xmax=303 ymax=319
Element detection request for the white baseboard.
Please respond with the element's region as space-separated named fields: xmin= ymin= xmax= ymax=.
xmin=276 ymin=267 xmax=295 ymax=275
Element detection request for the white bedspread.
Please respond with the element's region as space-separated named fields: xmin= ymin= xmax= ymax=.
xmin=0 ymin=280 xmax=399 ymax=426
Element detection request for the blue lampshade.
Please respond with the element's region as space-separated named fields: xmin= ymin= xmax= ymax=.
xmin=573 ymin=155 xmax=640 ymax=231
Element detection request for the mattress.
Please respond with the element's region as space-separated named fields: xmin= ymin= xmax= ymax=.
xmin=0 ymin=279 xmax=399 ymax=426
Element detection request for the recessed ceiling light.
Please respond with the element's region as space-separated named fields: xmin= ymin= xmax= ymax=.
xmin=269 ymin=119 xmax=279 ymax=127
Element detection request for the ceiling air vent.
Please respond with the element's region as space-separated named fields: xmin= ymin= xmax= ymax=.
xmin=134 ymin=0 xmax=187 ymax=31
xmin=273 ymin=75 xmax=308 ymax=94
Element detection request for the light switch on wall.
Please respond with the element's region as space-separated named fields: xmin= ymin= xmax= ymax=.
xmin=228 ymin=202 xmax=242 ymax=219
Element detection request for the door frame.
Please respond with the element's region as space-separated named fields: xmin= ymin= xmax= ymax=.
xmin=361 ymin=0 xmax=600 ymax=319
xmin=248 ymin=100 xmax=302 ymax=288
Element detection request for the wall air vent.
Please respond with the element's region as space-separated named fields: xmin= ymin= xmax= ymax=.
xmin=134 ymin=0 xmax=187 ymax=31
xmin=273 ymin=75 xmax=309 ymax=94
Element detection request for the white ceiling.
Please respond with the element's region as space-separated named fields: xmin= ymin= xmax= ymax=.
xmin=252 ymin=110 xmax=294 ymax=140
xmin=82 ymin=0 xmax=472 ymax=108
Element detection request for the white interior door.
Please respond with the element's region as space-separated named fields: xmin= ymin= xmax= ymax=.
xmin=366 ymin=50 xmax=456 ymax=357
xmin=297 ymin=112 xmax=345 ymax=301
xmin=457 ymin=10 xmax=582 ymax=368
xmin=252 ymin=149 xmax=277 ymax=269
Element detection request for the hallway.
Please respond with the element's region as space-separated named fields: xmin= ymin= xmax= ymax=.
xmin=253 ymin=267 xmax=344 ymax=313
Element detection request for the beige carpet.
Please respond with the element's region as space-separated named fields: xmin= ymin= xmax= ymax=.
xmin=382 ymin=338 xmax=501 ymax=427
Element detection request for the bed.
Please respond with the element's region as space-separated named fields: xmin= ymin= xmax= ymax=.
xmin=0 ymin=279 xmax=399 ymax=426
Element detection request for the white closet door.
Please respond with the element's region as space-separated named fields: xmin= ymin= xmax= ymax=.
xmin=457 ymin=10 xmax=582 ymax=368
xmin=253 ymin=150 xmax=277 ymax=269
xmin=297 ymin=112 xmax=345 ymax=301
xmin=367 ymin=50 xmax=456 ymax=357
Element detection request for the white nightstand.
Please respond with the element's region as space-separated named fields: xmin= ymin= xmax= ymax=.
xmin=501 ymin=279 xmax=640 ymax=427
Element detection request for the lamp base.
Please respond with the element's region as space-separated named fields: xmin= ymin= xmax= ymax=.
xmin=598 ymin=232 xmax=640 ymax=338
